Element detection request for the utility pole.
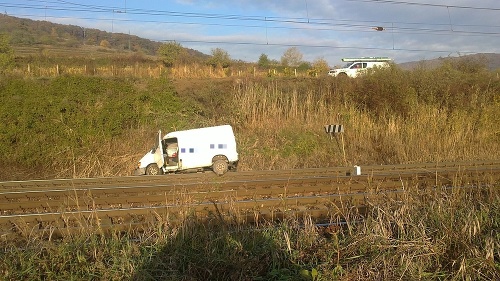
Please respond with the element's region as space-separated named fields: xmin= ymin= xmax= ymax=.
xmin=81 ymin=27 xmax=85 ymax=45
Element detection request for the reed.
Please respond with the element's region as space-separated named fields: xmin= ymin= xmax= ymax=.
xmin=231 ymin=74 xmax=499 ymax=170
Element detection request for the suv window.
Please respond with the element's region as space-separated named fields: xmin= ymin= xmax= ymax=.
xmin=350 ymin=63 xmax=368 ymax=69
xmin=351 ymin=63 xmax=362 ymax=69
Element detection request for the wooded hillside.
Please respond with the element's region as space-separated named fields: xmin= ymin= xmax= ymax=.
xmin=0 ymin=14 xmax=207 ymax=59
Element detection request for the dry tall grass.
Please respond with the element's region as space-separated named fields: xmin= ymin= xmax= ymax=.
xmin=40 ymin=74 xmax=499 ymax=178
xmin=12 ymin=63 xmax=303 ymax=79
xmin=2 ymin=63 xmax=497 ymax=180
xmin=231 ymin=77 xmax=499 ymax=171
xmin=2 ymin=181 xmax=498 ymax=280
xmin=15 ymin=64 xmax=166 ymax=78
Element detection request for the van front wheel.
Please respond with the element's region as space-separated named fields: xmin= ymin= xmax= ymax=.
xmin=146 ymin=164 xmax=162 ymax=175
xmin=213 ymin=160 xmax=228 ymax=176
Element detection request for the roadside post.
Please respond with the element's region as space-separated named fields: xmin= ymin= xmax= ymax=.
xmin=325 ymin=124 xmax=347 ymax=166
xmin=324 ymin=124 xmax=361 ymax=175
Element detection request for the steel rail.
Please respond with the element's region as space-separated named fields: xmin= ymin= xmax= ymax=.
xmin=1 ymin=160 xmax=498 ymax=191
xmin=0 ymin=183 xmax=488 ymax=240
xmin=0 ymin=161 xmax=498 ymax=240
xmin=0 ymin=189 xmax=405 ymax=238
xmin=1 ymin=166 xmax=496 ymax=215
xmin=1 ymin=162 xmax=496 ymax=195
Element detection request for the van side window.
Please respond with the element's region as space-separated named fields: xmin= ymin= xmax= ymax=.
xmin=351 ymin=63 xmax=362 ymax=69
xmin=362 ymin=63 xmax=367 ymax=68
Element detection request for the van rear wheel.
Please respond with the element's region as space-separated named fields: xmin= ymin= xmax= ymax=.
xmin=146 ymin=164 xmax=161 ymax=175
xmin=213 ymin=159 xmax=228 ymax=176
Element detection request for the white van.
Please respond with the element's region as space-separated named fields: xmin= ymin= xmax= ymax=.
xmin=328 ymin=57 xmax=391 ymax=78
xmin=134 ymin=125 xmax=239 ymax=176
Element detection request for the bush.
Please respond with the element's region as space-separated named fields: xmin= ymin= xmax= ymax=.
xmin=0 ymin=76 xmax=197 ymax=178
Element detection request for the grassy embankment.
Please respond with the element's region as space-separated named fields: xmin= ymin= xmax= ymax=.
xmin=0 ymin=59 xmax=499 ymax=280
xmin=1 ymin=61 xmax=499 ymax=179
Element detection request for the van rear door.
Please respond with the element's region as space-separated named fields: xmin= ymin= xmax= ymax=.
xmin=153 ymin=130 xmax=164 ymax=169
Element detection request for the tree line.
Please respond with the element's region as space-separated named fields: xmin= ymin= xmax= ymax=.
xmin=158 ymin=41 xmax=330 ymax=76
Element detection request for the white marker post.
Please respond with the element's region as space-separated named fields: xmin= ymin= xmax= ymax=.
xmin=324 ymin=125 xmax=361 ymax=175
xmin=324 ymin=124 xmax=347 ymax=166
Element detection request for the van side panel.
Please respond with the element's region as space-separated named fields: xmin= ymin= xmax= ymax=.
xmin=163 ymin=125 xmax=238 ymax=171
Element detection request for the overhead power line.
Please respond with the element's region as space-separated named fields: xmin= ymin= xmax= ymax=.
xmin=9 ymin=10 xmax=500 ymax=38
xmin=1 ymin=2 xmax=499 ymax=37
xmin=344 ymin=0 xmax=500 ymax=11
xmin=0 ymin=0 xmax=498 ymax=56
xmin=2 ymin=1 xmax=500 ymax=29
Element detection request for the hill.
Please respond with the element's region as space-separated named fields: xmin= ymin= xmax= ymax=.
xmin=398 ymin=53 xmax=500 ymax=71
xmin=0 ymin=14 xmax=208 ymax=59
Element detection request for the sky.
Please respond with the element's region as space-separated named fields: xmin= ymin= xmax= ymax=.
xmin=1 ymin=0 xmax=499 ymax=66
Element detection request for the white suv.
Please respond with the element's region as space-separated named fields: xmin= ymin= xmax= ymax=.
xmin=328 ymin=57 xmax=391 ymax=78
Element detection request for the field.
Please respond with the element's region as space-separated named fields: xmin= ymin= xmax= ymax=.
xmin=0 ymin=53 xmax=499 ymax=280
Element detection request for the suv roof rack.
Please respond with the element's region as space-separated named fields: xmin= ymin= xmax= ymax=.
xmin=342 ymin=57 xmax=391 ymax=62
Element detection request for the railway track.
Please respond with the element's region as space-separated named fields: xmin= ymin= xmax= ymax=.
xmin=1 ymin=160 xmax=499 ymax=240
